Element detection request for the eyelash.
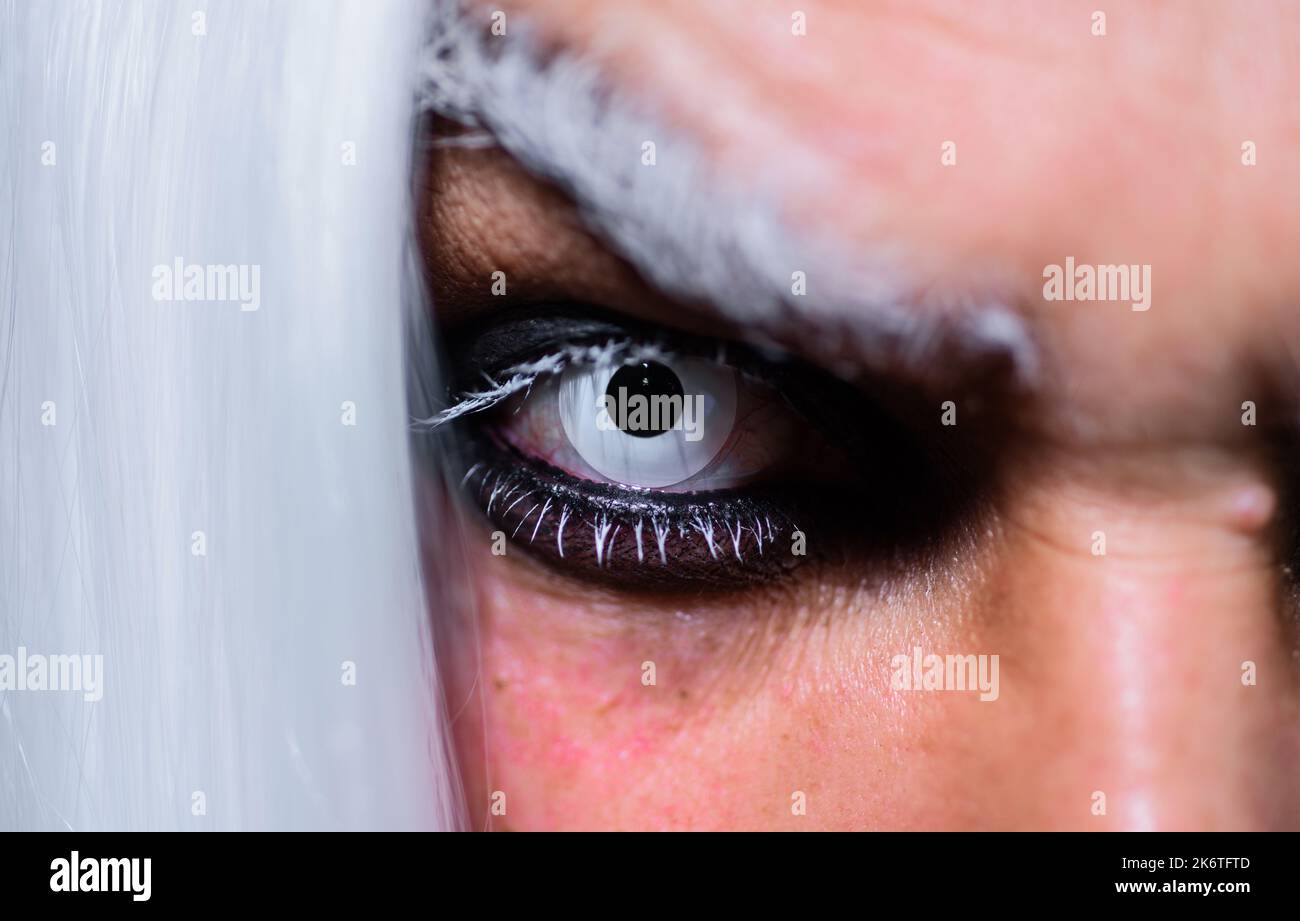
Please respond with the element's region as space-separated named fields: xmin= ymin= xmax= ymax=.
xmin=459 ymin=440 xmax=803 ymax=588
xmin=427 ymin=338 xmax=655 ymax=428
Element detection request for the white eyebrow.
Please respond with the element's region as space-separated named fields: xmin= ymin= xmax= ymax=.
xmin=417 ymin=0 xmax=1037 ymax=386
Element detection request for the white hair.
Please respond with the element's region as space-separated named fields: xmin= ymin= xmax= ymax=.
xmin=0 ymin=0 xmax=463 ymax=830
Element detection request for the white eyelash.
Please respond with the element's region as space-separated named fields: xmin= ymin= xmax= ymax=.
xmin=592 ymin=514 xmax=614 ymax=566
xmin=652 ymin=517 xmax=670 ymax=565
xmin=691 ymin=515 xmax=719 ymax=560
xmin=485 ymin=472 xmax=508 ymax=515
xmin=530 ymin=498 xmax=552 ymax=543
xmin=457 ymin=431 xmax=802 ymax=573
xmin=556 ymin=505 xmax=572 ymax=557
xmin=513 ymin=503 xmax=540 ymax=538
xmin=725 ymin=518 xmax=746 ymax=562
xmin=459 ymin=461 xmax=484 ymax=486
xmin=502 ymin=489 xmax=534 ymax=517
xmin=414 ymin=338 xmax=674 ymax=430
xmin=462 ymin=460 xmax=806 ymax=574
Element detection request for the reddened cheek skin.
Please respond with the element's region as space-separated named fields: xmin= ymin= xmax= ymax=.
xmin=470 ymin=568 xmax=764 ymax=830
xmin=457 ymin=536 xmax=992 ymax=830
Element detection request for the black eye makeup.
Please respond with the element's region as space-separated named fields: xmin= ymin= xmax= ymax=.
xmin=425 ymin=304 xmax=989 ymax=593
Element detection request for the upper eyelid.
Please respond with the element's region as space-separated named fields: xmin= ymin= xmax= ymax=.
xmin=424 ymin=308 xmax=692 ymax=428
xmin=419 ymin=336 xmax=672 ymax=430
xmin=419 ymin=315 xmax=796 ymax=433
xmin=424 ymin=307 xmax=961 ymax=485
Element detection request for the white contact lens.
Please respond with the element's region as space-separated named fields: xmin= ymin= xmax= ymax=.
xmin=557 ymin=356 xmax=737 ymax=488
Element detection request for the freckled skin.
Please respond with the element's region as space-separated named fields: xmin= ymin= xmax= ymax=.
xmin=432 ymin=0 xmax=1300 ymax=829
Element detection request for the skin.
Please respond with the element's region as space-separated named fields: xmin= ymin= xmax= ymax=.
xmin=422 ymin=0 xmax=1300 ymax=829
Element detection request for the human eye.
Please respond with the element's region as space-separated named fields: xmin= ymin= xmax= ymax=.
xmin=427 ymin=305 xmax=980 ymax=592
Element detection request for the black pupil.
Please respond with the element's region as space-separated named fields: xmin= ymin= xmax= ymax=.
xmin=606 ymin=361 xmax=684 ymax=438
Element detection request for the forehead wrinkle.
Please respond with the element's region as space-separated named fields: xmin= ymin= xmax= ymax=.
xmin=417 ymin=0 xmax=1038 ymax=388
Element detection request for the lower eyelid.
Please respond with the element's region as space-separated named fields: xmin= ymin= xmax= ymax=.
xmin=460 ymin=440 xmax=808 ymax=589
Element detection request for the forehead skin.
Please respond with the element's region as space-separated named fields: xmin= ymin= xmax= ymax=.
xmin=467 ymin=0 xmax=1300 ymax=444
